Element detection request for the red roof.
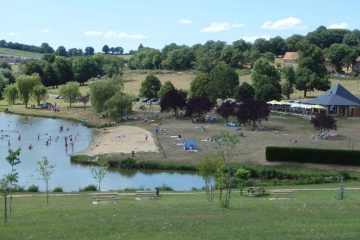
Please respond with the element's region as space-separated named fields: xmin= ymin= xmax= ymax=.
xmin=284 ymin=52 xmax=299 ymax=60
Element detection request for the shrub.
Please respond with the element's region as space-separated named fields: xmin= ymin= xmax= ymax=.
xmin=53 ymin=187 xmax=63 ymax=192
xmin=80 ymin=184 xmax=97 ymax=192
xmin=266 ymin=146 xmax=360 ymax=165
xmin=158 ymin=184 xmax=174 ymax=191
xmin=27 ymin=185 xmax=39 ymax=192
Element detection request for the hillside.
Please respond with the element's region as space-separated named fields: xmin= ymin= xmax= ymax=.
xmin=0 ymin=47 xmax=43 ymax=58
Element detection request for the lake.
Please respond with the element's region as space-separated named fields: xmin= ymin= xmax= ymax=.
xmin=0 ymin=113 xmax=204 ymax=191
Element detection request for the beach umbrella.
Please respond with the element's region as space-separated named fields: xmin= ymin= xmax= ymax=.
xmin=266 ymin=100 xmax=280 ymax=105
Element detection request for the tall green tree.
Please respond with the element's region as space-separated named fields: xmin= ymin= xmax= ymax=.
xmin=189 ymin=73 xmax=211 ymax=97
xmin=296 ymin=42 xmax=330 ymax=97
xmin=102 ymin=45 xmax=110 ymax=54
xmin=6 ymin=148 xmax=21 ymax=213
xmin=55 ymin=46 xmax=68 ymax=57
xmin=282 ymin=66 xmax=296 ymax=99
xmin=72 ymin=57 xmax=100 ymax=85
xmin=31 ymin=84 xmax=47 ymax=105
xmin=52 ymin=57 xmax=73 ymax=86
xmin=208 ymin=63 xmax=239 ymax=100
xmin=158 ymin=81 xmax=175 ymax=98
xmin=3 ymin=84 xmax=18 ymax=104
xmin=84 ymin=46 xmax=95 ymax=56
xmin=234 ymin=82 xmax=255 ymax=102
xmin=59 ymin=81 xmax=80 ymax=107
xmin=104 ymin=92 xmax=133 ymax=122
xmin=251 ymin=58 xmax=281 ymax=101
xmin=16 ymin=74 xmax=41 ymax=107
xmin=139 ymin=75 xmax=161 ymax=98
xmin=326 ymin=43 xmax=357 ymax=72
xmin=90 ymin=77 xmax=124 ymax=113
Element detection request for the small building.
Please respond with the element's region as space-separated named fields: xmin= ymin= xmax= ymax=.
xmin=283 ymin=52 xmax=299 ymax=68
xmin=305 ymin=83 xmax=360 ymax=117
xmin=352 ymin=56 xmax=360 ymax=74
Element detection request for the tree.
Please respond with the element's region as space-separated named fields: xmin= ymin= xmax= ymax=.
xmin=0 ymin=173 xmax=18 ymax=223
xmin=158 ymin=81 xmax=175 ymax=98
xmin=5 ymin=148 xmax=21 ymax=213
xmin=19 ymin=60 xmax=44 ymax=79
xmin=282 ymin=66 xmax=296 ymax=99
xmin=208 ymin=62 xmax=239 ymax=100
xmin=37 ymin=157 xmax=55 ymax=206
xmin=0 ymin=60 xmax=11 ymax=69
xmin=55 ymin=46 xmax=68 ymax=57
xmin=234 ymin=168 xmax=251 ymax=196
xmin=59 ymin=81 xmax=80 ymax=107
xmin=40 ymin=42 xmax=54 ymax=53
xmin=90 ymin=77 xmax=123 ymax=113
xmin=311 ymin=113 xmax=337 ymax=133
xmin=296 ymin=42 xmax=330 ymax=97
xmin=269 ymin=36 xmax=287 ymax=56
xmin=102 ymin=45 xmax=110 ymax=54
xmin=42 ymin=53 xmax=56 ymax=63
xmin=84 ymin=46 xmax=95 ymax=56
xmin=198 ymin=155 xmax=225 ymax=202
xmin=72 ymin=57 xmax=100 ymax=85
xmin=234 ymin=82 xmax=255 ymax=102
xmin=104 ymin=92 xmax=133 ymax=122
xmin=251 ymin=58 xmax=282 ymax=101
xmin=235 ymin=100 xmax=270 ymax=128
xmin=216 ymin=101 xmax=236 ymax=122
xmin=0 ymin=68 xmax=15 ymax=84
xmin=326 ymin=43 xmax=356 ymax=72
xmin=16 ymin=74 xmax=41 ymax=107
xmin=213 ymin=133 xmax=239 ymax=209
xmin=3 ymin=84 xmax=18 ymax=104
xmin=31 ymin=84 xmax=47 ymax=105
xmin=42 ymin=63 xmax=58 ymax=87
xmin=186 ymin=96 xmax=213 ymax=121
xmin=160 ymin=89 xmax=187 ymax=117
xmin=91 ymin=161 xmax=108 ymax=191
xmin=128 ymin=48 xmax=161 ymax=69
xmin=139 ymin=74 xmax=161 ymax=98
xmin=53 ymin=57 xmax=73 ymax=86
xmin=189 ymin=73 xmax=211 ymax=97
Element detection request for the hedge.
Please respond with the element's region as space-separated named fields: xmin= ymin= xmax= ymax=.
xmin=266 ymin=146 xmax=360 ymax=165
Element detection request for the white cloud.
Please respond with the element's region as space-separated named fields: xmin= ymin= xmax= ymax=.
xmin=8 ymin=32 xmax=19 ymax=36
xmin=328 ymin=22 xmax=349 ymax=29
xmin=84 ymin=30 xmax=103 ymax=36
xmin=41 ymin=29 xmax=50 ymax=33
xmin=178 ymin=19 xmax=192 ymax=25
xmin=232 ymin=23 xmax=246 ymax=28
xmin=201 ymin=22 xmax=245 ymax=33
xmin=240 ymin=35 xmax=271 ymax=42
xmin=85 ymin=30 xmax=147 ymax=39
xmin=262 ymin=17 xmax=302 ymax=30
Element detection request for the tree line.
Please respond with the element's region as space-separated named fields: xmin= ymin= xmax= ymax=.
xmin=128 ymin=26 xmax=360 ymax=72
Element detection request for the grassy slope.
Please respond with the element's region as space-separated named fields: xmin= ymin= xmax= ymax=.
xmin=1 ymin=190 xmax=360 ymax=239
xmin=0 ymin=47 xmax=43 ymax=58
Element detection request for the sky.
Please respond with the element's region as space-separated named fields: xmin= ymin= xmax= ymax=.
xmin=1 ymin=0 xmax=359 ymax=53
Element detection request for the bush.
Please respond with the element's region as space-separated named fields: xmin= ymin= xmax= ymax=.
xmin=266 ymin=146 xmax=360 ymax=165
xmin=80 ymin=184 xmax=97 ymax=192
xmin=53 ymin=187 xmax=63 ymax=192
xmin=158 ymin=184 xmax=174 ymax=191
xmin=27 ymin=185 xmax=39 ymax=192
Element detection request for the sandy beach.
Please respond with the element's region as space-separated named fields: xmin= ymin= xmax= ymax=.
xmin=81 ymin=125 xmax=158 ymax=155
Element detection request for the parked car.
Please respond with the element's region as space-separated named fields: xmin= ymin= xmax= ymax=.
xmin=55 ymin=95 xmax=63 ymax=99
xmin=39 ymin=102 xmax=53 ymax=109
xmin=147 ymin=98 xmax=160 ymax=104
xmin=141 ymin=98 xmax=150 ymax=103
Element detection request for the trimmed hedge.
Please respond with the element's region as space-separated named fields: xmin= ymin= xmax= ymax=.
xmin=266 ymin=146 xmax=360 ymax=165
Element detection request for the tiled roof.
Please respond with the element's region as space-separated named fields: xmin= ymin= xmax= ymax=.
xmin=283 ymin=52 xmax=299 ymax=60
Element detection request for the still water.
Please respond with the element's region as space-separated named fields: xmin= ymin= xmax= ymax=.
xmin=0 ymin=113 xmax=203 ymax=191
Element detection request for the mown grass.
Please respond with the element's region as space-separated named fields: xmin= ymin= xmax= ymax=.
xmin=0 ymin=47 xmax=43 ymax=58
xmin=1 ymin=190 xmax=360 ymax=239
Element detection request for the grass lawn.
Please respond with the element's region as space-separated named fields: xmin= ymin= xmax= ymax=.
xmin=1 ymin=189 xmax=360 ymax=239
xmin=0 ymin=47 xmax=43 ymax=58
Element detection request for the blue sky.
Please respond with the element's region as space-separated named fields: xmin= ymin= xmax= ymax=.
xmin=1 ymin=0 xmax=359 ymax=53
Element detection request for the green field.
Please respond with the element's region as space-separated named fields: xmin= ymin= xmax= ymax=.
xmin=0 ymin=47 xmax=43 ymax=58
xmin=1 ymin=188 xmax=360 ymax=240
